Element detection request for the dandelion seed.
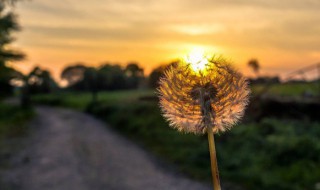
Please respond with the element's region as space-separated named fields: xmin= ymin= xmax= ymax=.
xmin=158 ymin=55 xmax=250 ymax=134
xmin=158 ymin=53 xmax=250 ymax=190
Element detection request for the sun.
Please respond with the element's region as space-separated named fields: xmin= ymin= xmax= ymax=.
xmin=185 ymin=48 xmax=208 ymax=73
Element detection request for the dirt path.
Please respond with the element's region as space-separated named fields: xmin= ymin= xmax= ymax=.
xmin=1 ymin=106 xmax=211 ymax=190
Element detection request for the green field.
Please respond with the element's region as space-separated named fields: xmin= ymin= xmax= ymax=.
xmin=32 ymin=90 xmax=155 ymax=110
xmin=32 ymin=86 xmax=320 ymax=190
xmin=252 ymin=82 xmax=319 ymax=98
xmin=32 ymin=82 xmax=319 ymax=109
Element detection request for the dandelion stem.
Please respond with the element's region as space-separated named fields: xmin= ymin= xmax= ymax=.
xmin=207 ymin=127 xmax=221 ymax=190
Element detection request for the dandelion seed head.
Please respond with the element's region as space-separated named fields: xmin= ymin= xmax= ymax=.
xmin=158 ymin=55 xmax=250 ymax=134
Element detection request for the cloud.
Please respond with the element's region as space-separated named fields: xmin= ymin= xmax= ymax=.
xmin=13 ymin=0 xmax=320 ymax=78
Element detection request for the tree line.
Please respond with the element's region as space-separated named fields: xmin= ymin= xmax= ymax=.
xmin=0 ymin=58 xmax=172 ymax=104
xmin=0 ymin=0 xmax=171 ymax=106
xmin=0 ymin=0 xmax=281 ymax=106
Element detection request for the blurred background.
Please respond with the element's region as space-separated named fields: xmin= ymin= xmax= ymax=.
xmin=0 ymin=0 xmax=319 ymax=190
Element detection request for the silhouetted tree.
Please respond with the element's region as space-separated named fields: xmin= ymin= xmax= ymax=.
xmin=0 ymin=2 xmax=24 ymax=62
xmin=148 ymin=61 xmax=177 ymax=88
xmin=125 ymin=62 xmax=144 ymax=89
xmin=248 ymin=59 xmax=260 ymax=76
xmin=60 ymin=62 xmax=144 ymax=96
xmin=83 ymin=67 xmax=98 ymax=103
xmin=0 ymin=1 xmax=25 ymax=99
xmin=27 ymin=66 xmax=57 ymax=94
xmin=97 ymin=63 xmax=126 ymax=90
xmin=61 ymin=64 xmax=101 ymax=102
xmin=61 ymin=63 xmax=87 ymax=89
xmin=0 ymin=62 xmax=21 ymax=96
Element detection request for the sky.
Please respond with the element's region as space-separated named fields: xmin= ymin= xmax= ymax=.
xmin=9 ymin=0 xmax=320 ymax=82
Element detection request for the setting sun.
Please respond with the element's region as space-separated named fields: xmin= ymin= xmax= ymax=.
xmin=185 ymin=48 xmax=209 ymax=73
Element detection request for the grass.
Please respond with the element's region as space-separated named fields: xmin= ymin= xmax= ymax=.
xmin=33 ymin=82 xmax=318 ymax=110
xmin=32 ymin=89 xmax=155 ymax=111
xmin=252 ymin=82 xmax=319 ymax=98
xmin=32 ymin=87 xmax=320 ymax=190
xmin=0 ymin=102 xmax=34 ymax=184
xmin=88 ymin=97 xmax=320 ymax=190
xmin=0 ymin=103 xmax=34 ymax=139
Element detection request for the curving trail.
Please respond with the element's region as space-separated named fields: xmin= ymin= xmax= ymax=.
xmin=1 ymin=106 xmax=211 ymax=190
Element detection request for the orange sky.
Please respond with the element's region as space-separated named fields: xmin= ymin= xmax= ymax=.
xmin=8 ymin=0 xmax=320 ymax=82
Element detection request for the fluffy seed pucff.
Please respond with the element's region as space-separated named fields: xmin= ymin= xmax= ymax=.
xmin=158 ymin=52 xmax=250 ymax=190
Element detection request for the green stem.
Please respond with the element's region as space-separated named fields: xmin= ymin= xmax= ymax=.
xmin=207 ymin=127 xmax=221 ymax=190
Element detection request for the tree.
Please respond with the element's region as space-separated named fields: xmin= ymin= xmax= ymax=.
xmin=0 ymin=2 xmax=25 ymax=62
xmin=61 ymin=64 xmax=99 ymax=102
xmin=61 ymin=62 xmax=145 ymax=94
xmin=28 ymin=66 xmax=57 ymax=94
xmin=14 ymin=67 xmax=57 ymax=107
xmin=61 ymin=63 xmax=87 ymax=88
xmin=148 ymin=61 xmax=177 ymax=88
xmin=0 ymin=62 xmax=21 ymax=96
xmin=125 ymin=62 xmax=144 ymax=89
xmin=97 ymin=63 xmax=126 ymax=90
xmin=0 ymin=1 xmax=25 ymax=97
xmin=83 ymin=67 xmax=98 ymax=103
xmin=248 ymin=59 xmax=260 ymax=76
xmin=61 ymin=64 xmax=101 ymax=102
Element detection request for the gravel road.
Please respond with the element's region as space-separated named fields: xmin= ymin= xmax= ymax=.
xmin=1 ymin=106 xmax=211 ymax=190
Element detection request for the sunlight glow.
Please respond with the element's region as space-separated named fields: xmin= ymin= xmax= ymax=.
xmin=185 ymin=48 xmax=209 ymax=73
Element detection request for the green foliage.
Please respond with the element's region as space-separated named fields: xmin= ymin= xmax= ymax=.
xmin=27 ymin=66 xmax=58 ymax=94
xmin=0 ymin=0 xmax=25 ymax=98
xmin=0 ymin=63 xmax=21 ymax=97
xmin=61 ymin=63 xmax=145 ymax=94
xmin=124 ymin=62 xmax=144 ymax=89
xmin=32 ymin=90 xmax=320 ymax=190
xmin=0 ymin=103 xmax=34 ymax=138
xmin=0 ymin=2 xmax=25 ymax=62
xmin=218 ymin=119 xmax=320 ymax=190
xmin=252 ymin=82 xmax=318 ymax=98
xmin=32 ymin=90 xmax=155 ymax=111
xmin=90 ymin=100 xmax=320 ymax=190
xmin=0 ymin=103 xmax=34 ymax=189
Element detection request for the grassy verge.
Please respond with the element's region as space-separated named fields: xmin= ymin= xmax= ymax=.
xmin=0 ymin=103 xmax=34 ymax=140
xmin=32 ymin=90 xmax=320 ymax=190
xmin=252 ymin=82 xmax=319 ymax=98
xmin=0 ymin=102 xmax=34 ymax=189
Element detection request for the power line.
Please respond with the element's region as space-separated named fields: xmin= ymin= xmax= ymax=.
xmin=282 ymin=63 xmax=320 ymax=82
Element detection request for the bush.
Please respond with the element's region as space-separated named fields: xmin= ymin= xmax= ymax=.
xmin=0 ymin=103 xmax=34 ymax=138
xmin=90 ymin=101 xmax=320 ymax=190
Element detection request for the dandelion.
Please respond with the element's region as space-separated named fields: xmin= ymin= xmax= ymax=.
xmin=158 ymin=52 xmax=250 ymax=190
